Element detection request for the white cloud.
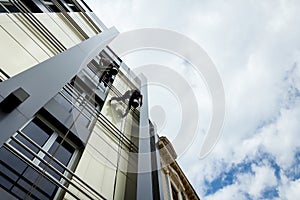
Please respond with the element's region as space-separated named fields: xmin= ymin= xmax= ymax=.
xmin=205 ymin=184 xmax=247 ymax=200
xmin=245 ymin=164 xmax=277 ymax=198
xmin=229 ymin=94 xmax=300 ymax=169
xmin=86 ymin=0 xmax=300 ymax=199
xmin=278 ymin=174 xmax=300 ymax=200
xmin=205 ymin=164 xmax=278 ymax=200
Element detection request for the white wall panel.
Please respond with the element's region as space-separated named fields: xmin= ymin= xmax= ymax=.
xmin=0 ymin=22 xmax=38 ymax=76
xmin=34 ymin=13 xmax=80 ymax=49
xmin=12 ymin=15 xmax=55 ymax=56
xmin=69 ymin=12 xmax=97 ymax=37
xmin=46 ymin=13 xmax=83 ymax=44
xmin=64 ymin=66 xmax=140 ymax=199
xmin=66 ymin=122 xmax=120 ymax=199
xmin=1 ymin=15 xmax=50 ymax=62
xmin=114 ymin=172 xmax=127 ymax=200
xmin=101 ymin=166 xmax=116 ymax=199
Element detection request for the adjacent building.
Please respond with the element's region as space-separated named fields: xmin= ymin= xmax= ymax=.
xmin=159 ymin=137 xmax=200 ymax=200
xmin=0 ymin=0 xmax=200 ymax=199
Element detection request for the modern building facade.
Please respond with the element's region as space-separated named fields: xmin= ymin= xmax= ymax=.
xmin=0 ymin=1 xmax=199 ymax=199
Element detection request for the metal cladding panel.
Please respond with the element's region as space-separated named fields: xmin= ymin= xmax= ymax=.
xmin=0 ymin=187 xmax=17 ymax=200
xmin=135 ymin=75 xmax=164 ymax=200
xmin=136 ymin=74 xmax=153 ymax=200
xmin=87 ymin=12 xmax=108 ymax=31
xmin=43 ymin=98 xmax=90 ymax=145
xmin=0 ymin=27 xmax=119 ymax=146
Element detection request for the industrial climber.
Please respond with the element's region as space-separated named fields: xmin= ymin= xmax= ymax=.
xmin=98 ymin=54 xmax=119 ymax=87
xmin=99 ymin=63 xmax=118 ymax=87
xmin=110 ymin=89 xmax=143 ymax=117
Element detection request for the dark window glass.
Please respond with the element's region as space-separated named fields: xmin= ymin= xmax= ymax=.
xmin=9 ymin=139 xmax=36 ymax=160
xmin=0 ymin=148 xmax=27 ymax=174
xmin=23 ymin=118 xmax=53 ymax=141
xmin=0 ymin=5 xmax=7 ymax=13
xmin=41 ymin=136 xmax=74 ymax=179
xmin=17 ymin=179 xmax=50 ymax=200
xmin=171 ymin=184 xmax=179 ymax=200
xmin=3 ymin=4 xmax=19 ymax=13
xmin=11 ymin=187 xmax=32 ymax=200
xmin=20 ymin=0 xmax=42 ymax=13
xmin=0 ymin=118 xmax=78 ymax=199
xmin=68 ymin=5 xmax=79 ymax=12
xmin=22 ymin=167 xmax=56 ymax=197
xmin=49 ymin=137 xmax=74 ymax=165
xmin=46 ymin=4 xmax=60 ymax=12
xmin=10 ymin=118 xmax=52 ymax=160
xmin=0 ymin=149 xmax=50 ymax=199
xmin=0 ymin=172 xmax=14 ymax=190
xmin=0 ymin=159 xmax=20 ymax=182
xmin=11 ymin=182 xmax=48 ymax=200
xmin=61 ymin=0 xmax=80 ymax=12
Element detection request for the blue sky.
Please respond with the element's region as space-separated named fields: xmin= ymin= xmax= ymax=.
xmin=87 ymin=0 xmax=300 ymax=199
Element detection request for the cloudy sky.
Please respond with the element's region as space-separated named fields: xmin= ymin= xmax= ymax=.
xmin=87 ymin=0 xmax=300 ymax=199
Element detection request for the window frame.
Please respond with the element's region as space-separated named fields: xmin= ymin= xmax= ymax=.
xmin=1 ymin=115 xmax=81 ymax=199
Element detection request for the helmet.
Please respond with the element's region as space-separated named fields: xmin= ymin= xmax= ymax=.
xmin=132 ymin=98 xmax=140 ymax=108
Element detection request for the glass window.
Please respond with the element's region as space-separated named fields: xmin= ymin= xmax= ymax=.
xmin=46 ymin=4 xmax=60 ymax=12
xmin=20 ymin=0 xmax=43 ymax=13
xmin=10 ymin=118 xmax=52 ymax=160
xmin=22 ymin=167 xmax=56 ymax=198
xmin=0 ymin=117 xmax=79 ymax=199
xmin=1 ymin=2 xmax=19 ymax=13
xmin=63 ymin=0 xmax=80 ymax=12
xmin=0 ymin=4 xmax=7 ymax=13
xmin=171 ymin=184 xmax=179 ymax=200
xmin=40 ymin=136 xmax=75 ymax=180
xmin=0 ymin=148 xmax=28 ymax=174
xmin=63 ymin=0 xmax=73 ymax=3
xmin=41 ymin=0 xmax=60 ymax=13
xmin=68 ymin=5 xmax=79 ymax=12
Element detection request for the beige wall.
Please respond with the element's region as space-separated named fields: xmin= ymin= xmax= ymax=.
xmin=64 ymin=70 xmax=140 ymax=200
xmin=0 ymin=12 xmax=97 ymax=77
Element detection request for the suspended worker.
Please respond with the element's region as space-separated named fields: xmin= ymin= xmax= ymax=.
xmin=110 ymin=89 xmax=143 ymax=117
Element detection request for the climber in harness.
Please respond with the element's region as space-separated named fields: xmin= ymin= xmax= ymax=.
xmin=110 ymin=89 xmax=143 ymax=117
xmin=99 ymin=54 xmax=119 ymax=87
xmin=99 ymin=63 xmax=118 ymax=87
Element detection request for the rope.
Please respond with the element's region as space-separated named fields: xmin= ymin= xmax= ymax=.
xmin=24 ymin=63 xmax=109 ymax=200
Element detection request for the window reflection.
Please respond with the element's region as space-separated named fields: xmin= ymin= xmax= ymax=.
xmin=0 ymin=117 xmax=78 ymax=199
xmin=0 ymin=2 xmax=20 ymax=13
